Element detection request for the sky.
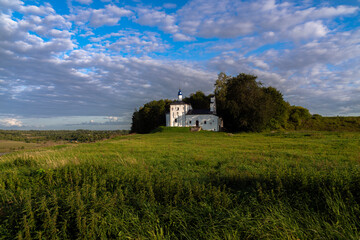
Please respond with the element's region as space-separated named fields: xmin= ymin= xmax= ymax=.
xmin=0 ymin=0 xmax=359 ymax=130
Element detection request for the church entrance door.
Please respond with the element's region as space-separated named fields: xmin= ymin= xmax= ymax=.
xmin=196 ymin=120 xmax=199 ymax=127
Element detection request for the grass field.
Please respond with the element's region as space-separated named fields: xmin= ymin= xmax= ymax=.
xmin=1 ymin=127 xmax=360 ymax=239
xmin=0 ymin=140 xmax=63 ymax=154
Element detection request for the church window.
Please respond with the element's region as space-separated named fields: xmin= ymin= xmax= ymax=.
xmin=177 ymin=107 xmax=179 ymax=110
xmin=175 ymin=119 xmax=177 ymax=122
xmin=189 ymin=121 xmax=192 ymax=124
xmin=204 ymin=121 xmax=207 ymax=124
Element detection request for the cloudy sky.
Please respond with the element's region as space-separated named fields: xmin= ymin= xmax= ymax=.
xmin=0 ymin=0 xmax=359 ymax=130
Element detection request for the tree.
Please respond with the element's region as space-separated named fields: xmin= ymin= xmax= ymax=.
xmin=288 ymin=106 xmax=311 ymax=129
xmin=262 ymin=86 xmax=290 ymax=129
xmin=183 ymin=91 xmax=212 ymax=110
xmin=214 ymin=73 xmax=289 ymax=132
xmin=131 ymin=99 xmax=172 ymax=133
xmin=214 ymin=72 xmax=231 ymax=119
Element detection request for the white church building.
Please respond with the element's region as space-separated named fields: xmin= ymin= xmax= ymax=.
xmin=165 ymin=89 xmax=222 ymax=131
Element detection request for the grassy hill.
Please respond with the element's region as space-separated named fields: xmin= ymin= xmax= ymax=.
xmin=1 ymin=128 xmax=360 ymax=239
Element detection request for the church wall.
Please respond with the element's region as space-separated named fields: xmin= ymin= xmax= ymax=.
xmin=166 ymin=91 xmax=221 ymax=131
xmin=166 ymin=113 xmax=170 ymax=126
xmin=185 ymin=114 xmax=220 ymax=131
xmin=169 ymin=103 xmax=189 ymax=127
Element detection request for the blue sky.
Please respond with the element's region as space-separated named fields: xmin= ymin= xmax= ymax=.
xmin=0 ymin=0 xmax=359 ymax=130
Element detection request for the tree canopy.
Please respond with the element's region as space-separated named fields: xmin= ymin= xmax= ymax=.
xmin=183 ymin=91 xmax=212 ymax=110
xmin=215 ymin=73 xmax=289 ymax=132
xmin=288 ymin=106 xmax=311 ymax=129
xmin=131 ymin=99 xmax=172 ymax=133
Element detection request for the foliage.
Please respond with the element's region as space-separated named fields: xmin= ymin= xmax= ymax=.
xmin=215 ymin=73 xmax=289 ymax=132
xmin=214 ymin=72 xmax=230 ymax=120
xmin=131 ymin=99 xmax=172 ymax=133
xmin=183 ymin=91 xmax=212 ymax=110
xmin=287 ymin=106 xmax=312 ymax=129
xmin=298 ymin=115 xmax=360 ymax=131
xmin=262 ymin=86 xmax=290 ymax=129
xmin=1 ymin=130 xmax=360 ymax=239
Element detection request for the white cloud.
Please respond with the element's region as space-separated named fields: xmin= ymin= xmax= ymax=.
xmin=48 ymin=29 xmax=72 ymax=38
xmin=19 ymin=3 xmax=55 ymax=16
xmin=68 ymin=4 xmax=133 ymax=28
xmin=133 ymin=0 xmax=357 ymax=41
xmin=0 ymin=13 xmax=18 ymax=40
xmin=274 ymin=30 xmax=360 ymax=71
xmin=0 ymin=118 xmax=23 ymax=127
xmin=176 ymin=0 xmax=358 ymax=39
xmin=135 ymin=7 xmax=193 ymax=41
xmin=90 ymin=5 xmax=132 ymax=27
xmin=311 ymin=5 xmax=358 ymax=18
xmin=177 ymin=0 xmax=255 ymax=38
xmin=0 ymin=0 xmax=23 ymax=10
xmin=102 ymin=31 xmax=170 ymax=54
xmin=0 ymin=0 xmax=55 ymax=16
xmin=79 ymin=30 xmax=94 ymax=37
xmin=172 ymin=33 xmax=194 ymax=41
xmin=288 ymin=21 xmax=328 ymax=40
xmin=136 ymin=7 xmax=178 ymax=33
xmin=0 ymin=8 xmax=75 ymax=60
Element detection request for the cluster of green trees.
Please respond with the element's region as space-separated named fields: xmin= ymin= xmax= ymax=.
xmin=131 ymin=72 xmax=359 ymax=133
xmin=183 ymin=91 xmax=212 ymax=110
xmin=131 ymin=100 xmax=173 ymax=134
xmin=214 ymin=73 xmax=313 ymax=132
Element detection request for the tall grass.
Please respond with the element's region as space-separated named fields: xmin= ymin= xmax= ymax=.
xmin=0 ymin=130 xmax=360 ymax=239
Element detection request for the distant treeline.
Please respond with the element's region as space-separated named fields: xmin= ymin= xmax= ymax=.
xmin=0 ymin=129 xmax=130 ymax=143
xmin=131 ymin=73 xmax=360 ymax=133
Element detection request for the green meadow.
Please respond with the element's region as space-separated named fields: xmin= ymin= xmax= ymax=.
xmin=1 ymin=127 xmax=360 ymax=239
xmin=0 ymin=140 xmax=61 ymax=155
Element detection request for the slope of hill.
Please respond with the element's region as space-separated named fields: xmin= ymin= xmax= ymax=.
xmin=1 ymin=129 xmax=360 ymax=239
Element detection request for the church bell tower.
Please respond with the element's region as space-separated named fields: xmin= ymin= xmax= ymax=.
xmin=178 ymin=89 xmax=183 ymax=101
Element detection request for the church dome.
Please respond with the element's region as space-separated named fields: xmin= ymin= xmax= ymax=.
xmin=178 ymin=89 xmax=183 ymax=101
